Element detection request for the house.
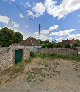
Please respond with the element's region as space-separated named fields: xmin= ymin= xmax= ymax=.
xmin=0 ymin=44 xmax=30 ymax=71
xmin=62 ymin=39 xmax=79 ymax=46
xmin=21 ymin=36 xmax=39 ymax=46
xmin=20 ymin=37 xmax=41 ymax=53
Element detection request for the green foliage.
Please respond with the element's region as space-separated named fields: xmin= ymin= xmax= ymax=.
xmin=34 ymin=53 xmax=80 ymax=62
xmin=13 ymin=32 xmax=23 ymax=43
xmin=41 ymin=41 xmax=56 ymax=48
xmin=40 ymin=39 xmax=80 ymax=48
xmin=56 ymin=43 xmax=65 ymax=48
xmin=73 ymin=42 xmax=80 ymax=47
xmin=65 ymin=44 xmax=71 ymax=48
xmin=0 ymin=27 xmax=23 ymax=47
xmin=30 ymin=51 xmax=35 ymax=57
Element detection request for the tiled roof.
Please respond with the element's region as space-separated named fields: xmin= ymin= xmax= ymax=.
xmin=62 ymin=39 xmax=79 ymax=44
xmin=20 ymin=37 xmax=39 ymax=46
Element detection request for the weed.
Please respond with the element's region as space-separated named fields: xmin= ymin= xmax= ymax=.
xmin=26 ymin=73 xmax=35 ymax=83
xmin=34 ymin=53 xmax=80 ymax=62
xmin=45 ymin=63 xmax=48 ymax=67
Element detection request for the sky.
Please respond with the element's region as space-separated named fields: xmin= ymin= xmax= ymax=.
xmin=0 ymin=0 xmax=80 ymax=42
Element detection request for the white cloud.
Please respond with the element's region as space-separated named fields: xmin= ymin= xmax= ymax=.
xmin=56 ymin=37 xmax=63 ymax=42
xmin=0 ymin=15 xmax=10 ymax=24
xmin=41 ymin=30 xmax=50 ymax=35
xmin=45 ymin=0 xmax=60 ymax=18
xmin=12 ymin=21 xmax=19 ymax=28
xmin=67 ymin=34 xmax=80 ymax=40
xmin=24 ymin=2 xmax=31 ymax=8
xmin=27 ymin=10 xmax=34 ymax=18
xmin=49 ymin=25 xmax=59 ymax=31
xmin=49 ymin=37 xmax=52 ymax=42
xmin=5 ymin=26 xmax=18 ymax=32
xmin=25 ymin=25 xmax=29 ymax=29
xmin=36 ymin=35 xmax=48 ymax=41
xmin=12 ymin=0 xmax=16 ymax=1
xmin=19 ymin=13 xmax=24 ymax=19
xmin=34 ymin=25 xmax=59 ymax=41
xmin=29 ymin=0 xmax=80 ymax=19
xmin=45 ymin=0 xmax=80 ymax=19
xmin=41 ymin=25 xmax=59 ymax=35
xmin=50 ymin=29 xmax=75 ymax=36
xmin=0 ymin=15 xmax=20 ymax=31
xmin=34 ymin=31 xmax=48 ymax=41
xmin=34 ymin=25 xmax=59 ymax=35
xmin=33 ymin=2 xmax=46 ymax=17
xmin=4 ymin=0 xmax=16 ymax=2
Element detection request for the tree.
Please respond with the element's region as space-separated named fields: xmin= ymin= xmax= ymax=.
xmin=73 ymin=42 xmax=80 ymax=47
xmin=0 ymin=27 xmax=23 ymax=47
xmin=42 ymin=41 xmax=56 ymax=48
xmin=65 ymin=44 xmax=71 ymax=48
xmin=56 ymin=42 xmax=65 ymax=48
xmin=13 ymin=32 xmax=23 ymax=44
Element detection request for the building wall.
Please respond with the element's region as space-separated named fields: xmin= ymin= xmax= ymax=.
xmin=25 ymin=46 xmax=42 ymax=53
xmin=62 ymin=39 xmax=79 ymax=45
xmin=21 ymin=37 xmax=39 ymax=46
xmin=39 ymin=48 xmax=78 ymax=56
xmin=0 ymin=45 xmax=30 ymax=71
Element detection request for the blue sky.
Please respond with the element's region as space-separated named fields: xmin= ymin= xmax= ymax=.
xmin=0 ymin=0 xmax=80 ymax=42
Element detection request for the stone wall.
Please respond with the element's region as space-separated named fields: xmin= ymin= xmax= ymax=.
xmin=76 ymin=47 xmax=80 ymax=55
xmin=0 ymin=45 xmax=30 ymax=71
xmin=25 ymin=46 xmax=42 ymax=53
xmin=39 ymin=48 xmax=78 ymax=56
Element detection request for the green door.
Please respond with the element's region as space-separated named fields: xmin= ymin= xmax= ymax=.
xmin=15 ymin=49 xmax=23 ymax=64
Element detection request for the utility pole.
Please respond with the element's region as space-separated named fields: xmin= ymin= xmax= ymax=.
xmin=38 ymin=24 xmax=40 ymax=53
xmin=39 ymin=24 xmax=40 ymax=36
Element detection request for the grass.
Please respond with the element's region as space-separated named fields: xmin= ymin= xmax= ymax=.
xmin=33 ymin=53 xmax=80 ymax=62
xmin=0 ymin=53 xmax=79 ymax=85
xmin=0 ymin=58 xmax=32 ymax=85
xmin=26 ymin=57 xmax=61 ymax=83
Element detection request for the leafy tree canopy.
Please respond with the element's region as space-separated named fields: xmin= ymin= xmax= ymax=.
xmin=0 ymin=27 xmax=23 ymax=47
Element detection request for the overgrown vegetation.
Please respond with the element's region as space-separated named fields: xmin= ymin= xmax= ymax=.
xmin=30 ymin=51 xmax=35 ymax=57
xmin=33 ymin=53 xmax=80 ymax=62
xmin=0 ymin=27 xmax=23 ymax=47
xmin=0 ymin=53 xmax=80 ymax=86
xmin=0 ymin=58 xmax=31 ymax=85
xmin=40 ymin=39 xmax=80 ymax=48
xmin=26 ymin=60 xmax=60 ymax=83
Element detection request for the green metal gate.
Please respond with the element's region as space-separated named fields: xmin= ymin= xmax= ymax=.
xmin=15 ymin=49 xmax=23 ymax=64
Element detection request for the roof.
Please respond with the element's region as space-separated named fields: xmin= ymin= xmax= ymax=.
xmin=62 ymin=39 xmax=79 ymax=44
xmin=20 ymin=37 xmax=39 ymax=46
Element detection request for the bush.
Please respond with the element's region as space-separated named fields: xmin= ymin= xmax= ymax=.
xmin=34 ymin=53 xmax=80 ymax=62
xmin=30 ymin=51 xmax=35 ymax=57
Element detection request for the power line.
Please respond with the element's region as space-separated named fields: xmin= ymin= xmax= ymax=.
xmin=11 ymin=0 xmax=38 ymax=26
xmin=11 ymin=1 xmax=43 ymax=35
xmin=11 ymin=0 xmax=24 ymax=14
xmin=11 ymin=0 xmax=35 ymax=21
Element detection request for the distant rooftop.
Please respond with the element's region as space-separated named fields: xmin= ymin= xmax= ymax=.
xmin=20 ymin=37 xmax=39 ymax=46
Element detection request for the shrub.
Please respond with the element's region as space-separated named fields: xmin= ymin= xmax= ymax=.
xmin=30 ymin=51 xmax=35 ymax=57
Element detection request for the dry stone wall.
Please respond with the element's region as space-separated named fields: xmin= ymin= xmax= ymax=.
xmin=39 ymin=48 xmax=78 ymax=56
xmin=0 ymin=45 xmax=30 ymax=71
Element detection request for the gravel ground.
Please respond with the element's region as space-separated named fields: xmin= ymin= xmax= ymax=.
xmin=0 ymin=58 xmax=80 ymax=92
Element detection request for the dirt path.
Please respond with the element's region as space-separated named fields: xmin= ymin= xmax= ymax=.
xmin=0 ymin=58 xmax=80 ymax=92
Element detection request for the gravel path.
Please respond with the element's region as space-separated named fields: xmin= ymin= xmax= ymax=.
xmin=0 ymin=58 xmax=80 ymax=92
